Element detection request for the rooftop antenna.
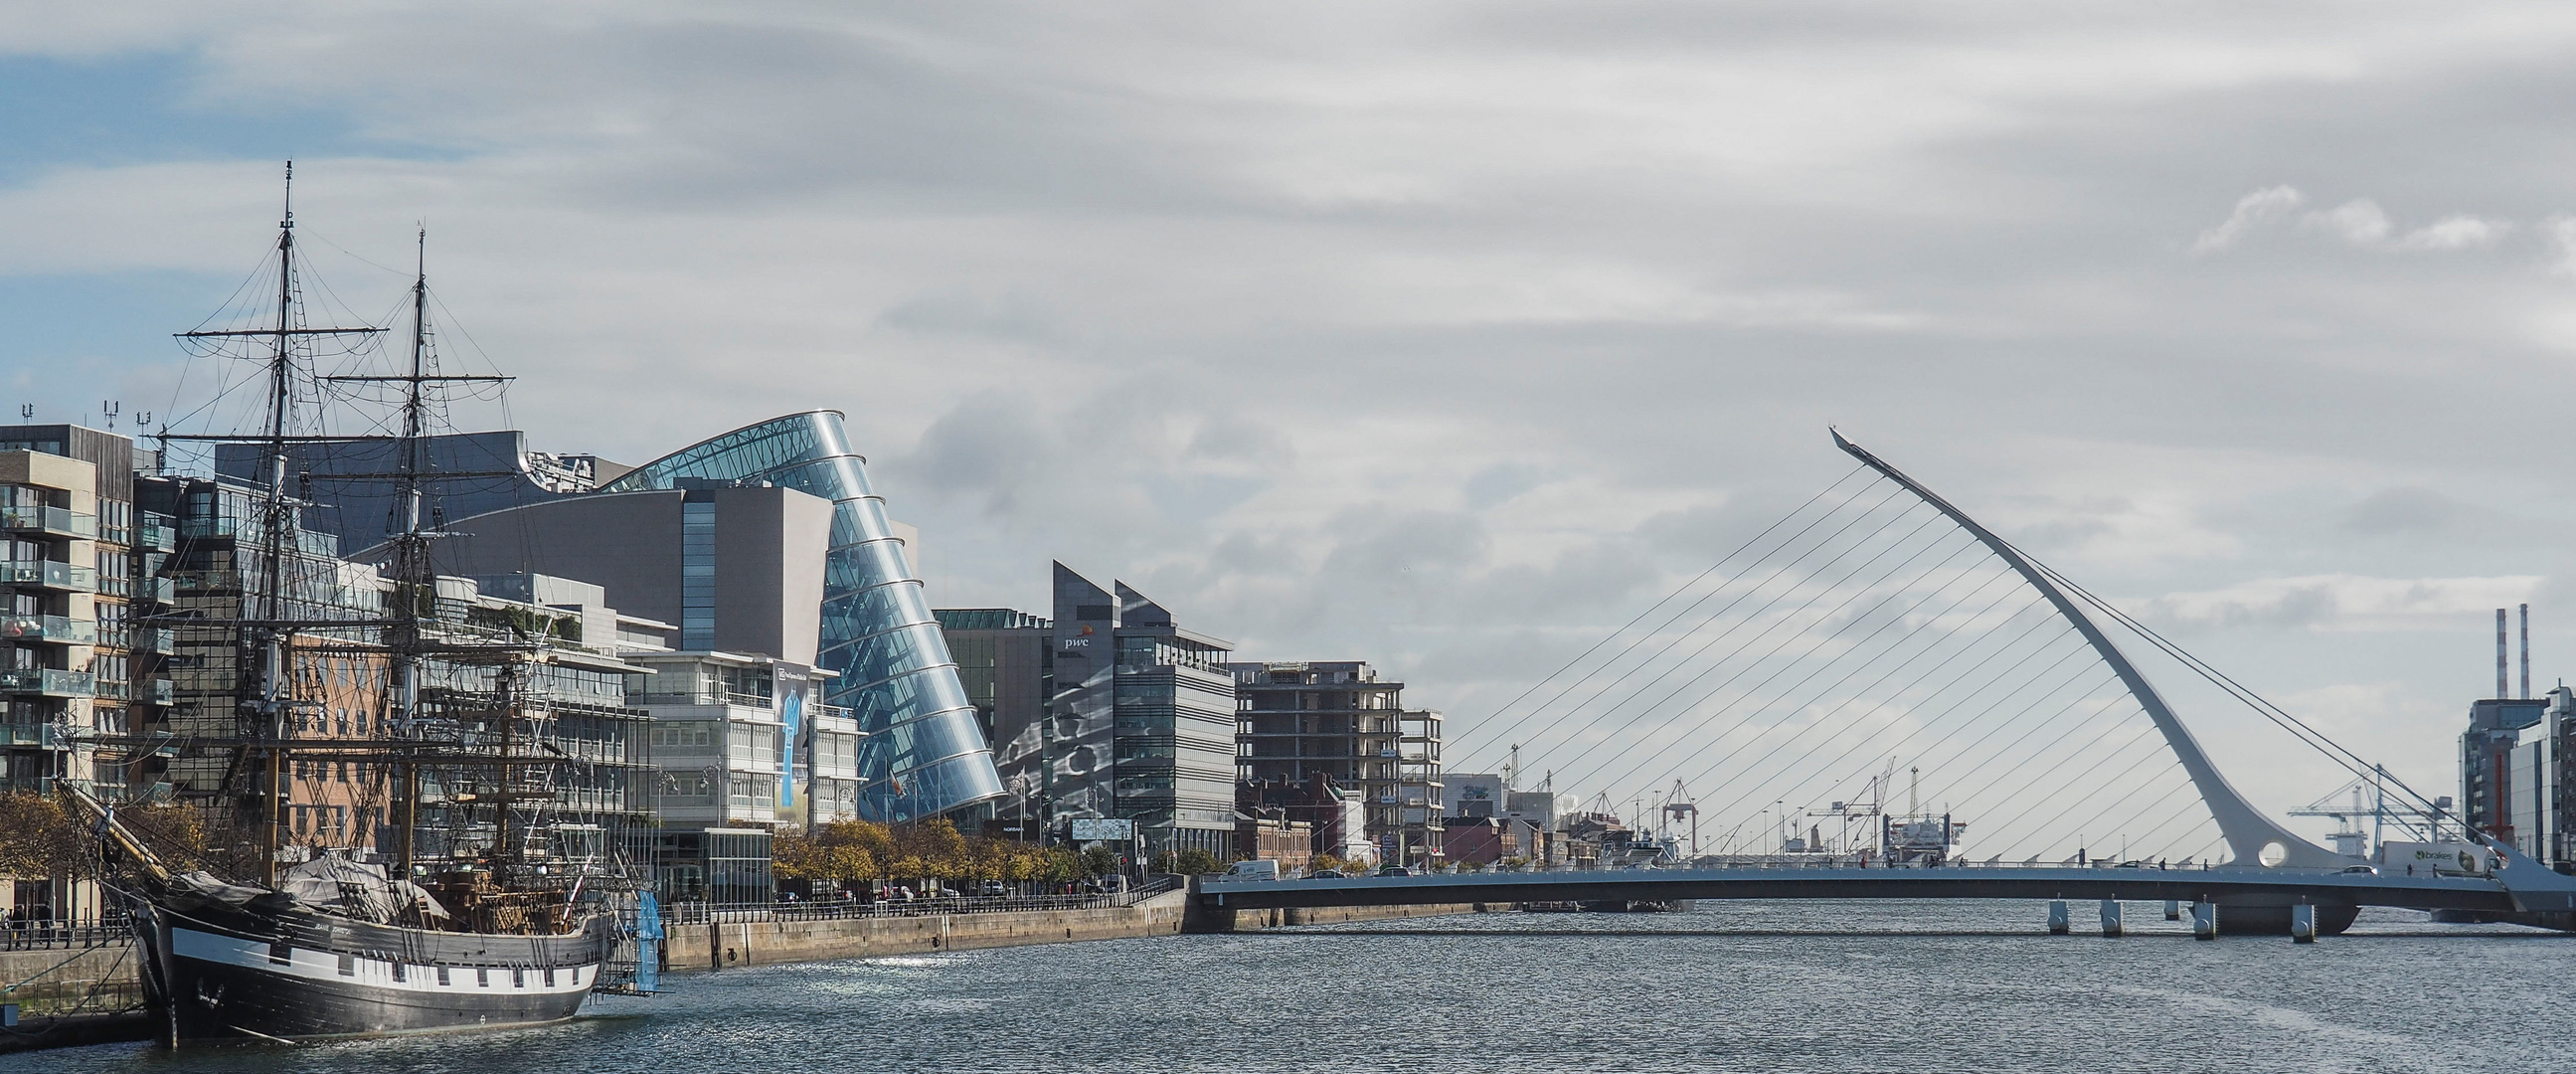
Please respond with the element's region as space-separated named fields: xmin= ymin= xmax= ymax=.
xmin=100 ymin=400 xmax=119 ymax=431
xmin=18 ymin=405 xmax=31 ymax=422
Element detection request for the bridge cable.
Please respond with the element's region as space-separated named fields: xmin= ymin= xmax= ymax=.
xmin=1692 ymin=657 xmax=2117 ymax=850
xmin=2021 ymin=553 xmax=2454 ymax=827
xmin=1461 ymin=493 xmax=1946 ymax=775
xmin=1543 ymin=524 xmax=1995 ymax=796
xmin=1541 ymin=535 xmax=2002 ymax=792
xmin=1656 ymin=587 xmax=2082 ymax=821
xmin=1764 ymin=613 xmax=2081 ymax=807
xmin=1738 ymin=656 xmax=2118 ymax=836
xmin=1974 ymin=712 xmax=2164 ymax=860
xmin=1447 ymin=463 xmax=1875 ymax=766
xmin=1621 ymin=584 xmax=2061 ymax=811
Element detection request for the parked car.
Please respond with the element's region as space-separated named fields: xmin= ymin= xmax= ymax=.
xmin=1305 ymin=868 xmax=1346 ymax=880
xmin=2340 ymin=864 xmax=2379 ymax=875
xmin=1376 ymin=865 xmax=1416 ymax=877
xmin=979 ymin=880 xmax=1008 ymax=896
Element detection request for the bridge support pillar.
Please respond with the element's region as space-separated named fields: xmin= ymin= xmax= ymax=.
xmin=2047 ymin=900 xmax=2068 ymax=935
xmin=2291 ymin=903 xmax=2317 ymax=944
xmin=2192 ymin=901 xmax=2216 ymax=940
xmin=2164 ymin=899 xmax=2180 ymax=921
xmin=2100 ymin=899 xmax=2123 ymax=938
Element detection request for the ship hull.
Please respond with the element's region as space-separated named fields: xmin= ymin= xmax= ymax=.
xmin=136 ymin=900 xmax=605 ymax=1045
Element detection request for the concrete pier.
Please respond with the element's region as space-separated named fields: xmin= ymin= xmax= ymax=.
xmin=2192 ymin=901 xmax=2217 ymax=940
xmin=2100 ymin=898 xmax=2123 ymax=937
xmin=2047 ymin=900 xmax=2069 ymax=935
xmin=2291 ymin=903 xmax=2317 ymax=944
xmin=2163 ymin=899 xmax=2180 ymax=921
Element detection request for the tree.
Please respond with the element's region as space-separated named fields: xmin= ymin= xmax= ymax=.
xmin=1078 ymin=844 xmax=1120 ymax=877
xmin=0 ymin=794 xmax=80 ymax=880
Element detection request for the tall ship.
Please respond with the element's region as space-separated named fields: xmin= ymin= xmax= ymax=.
xmin=69 ymin=164 xmax=659 ymax=1045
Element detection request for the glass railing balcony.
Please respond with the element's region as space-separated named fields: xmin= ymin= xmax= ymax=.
xmin=138 ymin=516 xmax=176 ymax=551
xmin=0 ymin=724 xmax=62 ymax=748
xmin=134 ymin=627 xmax=172 ymax=654
xmin=1 ymin=561 xmax=99 ymax=592
xmin=147 ymin=677 xmax=174 ymax=705
xmin=139 ymin=576 xmax=175 ymax=604
xmin=0 ymin=504 xmax=97 ymax=539
xmin=0 ymin=615 xmax=95 ymax=644
xmin=0 ymin=668 xmax=94 ymax=697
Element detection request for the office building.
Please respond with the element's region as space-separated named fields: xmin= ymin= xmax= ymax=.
xmin=230 ymin=410 xmax=1002 ymax=823
xmin=215 ymin=430 xmax=622 ymax=555
xmin=933 ymin=607 xmax=1053 ymax=833
xmin=1231 ymin=660 xmax=1444 ymax=865
xmin=593 ymin=413 xmax=1000 ymax=822
xmin=380 ymin=483 xmax=834 ymax=663
xmin=932 ymin=563 xmax=1239 ymax=856
xmin=2464 ymin=697 xmax=2544 ymax=846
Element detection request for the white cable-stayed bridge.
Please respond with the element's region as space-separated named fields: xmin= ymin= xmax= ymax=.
xmin=1203 ymin=432 xmax=2576 ymax=937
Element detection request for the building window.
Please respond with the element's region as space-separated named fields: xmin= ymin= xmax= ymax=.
xmin=680 ymin=501 xmax=716 ymax=649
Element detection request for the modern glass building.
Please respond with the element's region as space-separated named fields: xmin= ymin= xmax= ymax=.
xmin=599 ymin=412 xmax=1003 ymax=821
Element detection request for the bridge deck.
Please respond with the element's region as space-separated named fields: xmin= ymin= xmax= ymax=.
xmin=1198 ymin=866 xmax=2523 ymax=913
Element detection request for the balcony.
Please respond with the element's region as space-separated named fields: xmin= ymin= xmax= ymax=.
xmin=0 ymin=504 xmax=96 ymax=539
xmin=0 ymin=615 xmax=96 ymax=644
xmin=0 ymin=724 xmax=63 ymax=748
xmin=134 ymin=627 xmax=173 ymax=654
xmin=146 ymin=677 xmax=174 ymax=705
xmin=138 ymin=576 xmax=175 ymax=605
xmin=138 ymin=515 xmax=175 ymax=551
xmin=94 ymin=678 xmax=130 ymax=701
xmin=0 ymin=560 xmax=97 ymax=592
xmin=0 ymin=668 xmax=95 ymax=697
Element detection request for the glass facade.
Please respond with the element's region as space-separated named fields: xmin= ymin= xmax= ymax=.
xmin=601 ymin=412 xmax=1003 ymax=820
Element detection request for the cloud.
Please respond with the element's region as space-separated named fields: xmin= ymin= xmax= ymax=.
xmin=2193 ymin=188 xmax=2510 ymax=256
xmin=2141 ymin=574 xmax=2543 ymax=632
xmin=2340 ymin=486 xmax=2468 ymax=535
xmin=21 ymin=5 xmax=2576 ymax=823
xmin=2192 ymin=184 xmax=2304 ymax=254
xmin=2304 ymin=198 xmax=2511 ymax=251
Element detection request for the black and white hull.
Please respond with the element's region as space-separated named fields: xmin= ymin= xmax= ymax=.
xmin=134 ymin=898 xmax=608 ymax=1045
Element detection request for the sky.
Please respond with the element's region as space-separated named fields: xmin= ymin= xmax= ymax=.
xmin=7 ymin=3 xmax=2576 ymax=850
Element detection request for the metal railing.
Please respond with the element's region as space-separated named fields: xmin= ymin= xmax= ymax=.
xmin=0 ymin=504 xmax=96 ymax=539
xmin=0 ymin=724 xmax=62 ymax=748
xmin=0 ymin=615 xmax=94 ymax=645
xmin=0 ymin=668 xmax=93 ymax=698
xmin=0 ymin=910 xmax=131 ymax=953
xmin=663 ymin=876 xmax=1183 ymax=925
xmin=0 ymin=561 xmax=96 ymax=592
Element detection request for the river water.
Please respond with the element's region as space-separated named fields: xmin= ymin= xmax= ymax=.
xmin=10 ymin=901 xmax=2567 ymax=1074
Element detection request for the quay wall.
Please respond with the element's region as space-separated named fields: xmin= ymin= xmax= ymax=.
xmin=1198 ymin=901 xmax=1517 ymax=931
xmin=0 ymin=942 xmax=135 ymax=996
xmin=665 ymin=889 xmax=1190 ymax=972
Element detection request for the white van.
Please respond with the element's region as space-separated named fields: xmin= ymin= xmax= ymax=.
xmin=1220 ymin=859 xmax=1281 ymax=881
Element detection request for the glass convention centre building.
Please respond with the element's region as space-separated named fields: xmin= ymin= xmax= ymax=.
xmin=600 ymin=412 xmax=1005 ymax=821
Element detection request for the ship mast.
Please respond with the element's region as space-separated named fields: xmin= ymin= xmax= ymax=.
xmin=174 ymin=162 xmax=385 ymax=884
xmin=393 ymin=227 xmax=429 ymax=880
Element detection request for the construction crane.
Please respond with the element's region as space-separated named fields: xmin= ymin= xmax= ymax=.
xmin=1661 ymin=779 xmax=1700 ymax=858
xmin=2288 ymin=766 xmax=2452 ymax=858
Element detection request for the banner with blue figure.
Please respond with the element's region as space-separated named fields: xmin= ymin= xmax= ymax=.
xmin=778 ymin=665 xmax=807 ymax=813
